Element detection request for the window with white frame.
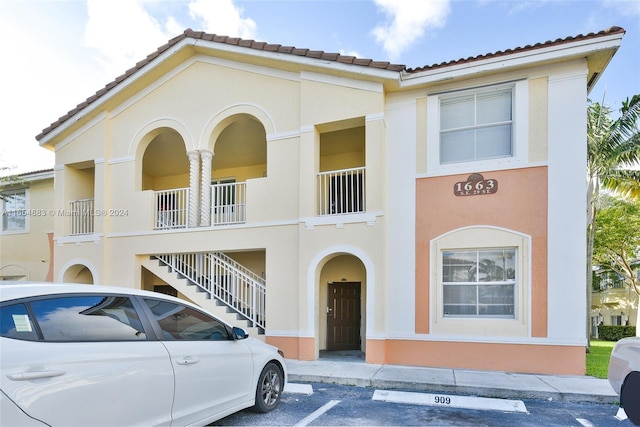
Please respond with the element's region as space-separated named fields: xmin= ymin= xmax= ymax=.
xmin=440 ymin=87 xmax=513 ymax=164
xmin=1 ymin=190 xmax=26 ymax=232
xmin=611 ymin=315 xmax=623 ymax=326
xmin=442 ymin=248 xmax=516 ymax=318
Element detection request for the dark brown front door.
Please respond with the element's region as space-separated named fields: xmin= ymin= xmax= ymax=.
xmin=327 ymin=282 xmax=361 ymax=350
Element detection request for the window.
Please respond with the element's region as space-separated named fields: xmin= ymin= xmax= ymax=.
xmin=30 ymin=295 xmax=146 ymax=341
xmin=143 ymin=298 xmax=231 ymax=341
xmin=440 ymin=87 xmax=513 ymax=164
xmin=611 ymin=315 xmax=623 ymax=326
xmin=442 ymin=248 xmax=516 ymax=318
xmin=1 ymin=190 xmax=26 ymax=231
xmin=0 ymin=303 xmax=38 ymax=340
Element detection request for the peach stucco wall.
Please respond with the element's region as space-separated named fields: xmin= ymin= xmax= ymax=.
xmin=266 ymin=336 xmax=316 ymax=360
xmin=415 ymin=167 xmax=549 ymax=337
xmin=367 ymin=339 xmax=584 ymax=375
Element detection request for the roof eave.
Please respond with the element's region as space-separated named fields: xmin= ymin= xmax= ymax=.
xmin=37 ymin=36 xmax=401 ymax=147
xmin=37 ymin=37 xmax=194 ymax=148
xmin=398 ymin=31 xmax=624 ymax=89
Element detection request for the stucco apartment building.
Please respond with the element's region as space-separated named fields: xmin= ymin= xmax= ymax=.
xmin=1 ymin=169 xmax=54 ymax=282
xmin=12 ymin=26 xmax=627 ymax=375
xmin=591 ymin=264 xmax=639 ymax=336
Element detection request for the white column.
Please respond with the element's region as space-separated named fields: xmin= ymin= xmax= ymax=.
xmin=187 ymin=150 xmax=200 ymax=227
xmin=200 ymin=150 xmax=213 ymax=227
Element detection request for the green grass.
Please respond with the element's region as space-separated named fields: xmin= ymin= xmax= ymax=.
xmin=586 ymin=340 xmax=615 ymax=378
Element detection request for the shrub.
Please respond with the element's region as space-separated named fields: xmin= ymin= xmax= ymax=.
xmin=598 ymin=325 xmax=636 ymax=341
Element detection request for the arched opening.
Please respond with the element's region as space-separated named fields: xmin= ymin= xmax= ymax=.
xmin=62 ymin=264 xmax=94 ymax=284
xmin=142 ymin=128 xmax=189 ymax=191
xmin=209 ymin=114 xmax=267 ymax=225
xmin=141 ymin=128 xmax=190 ymax=229
xmin=318 ymin=254 xmax=366 ymax=360
xmin=211 ymin=114 xmax=266 ymax=178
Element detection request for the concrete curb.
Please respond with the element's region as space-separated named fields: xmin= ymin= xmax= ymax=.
xmin=286 ymin=360 xmax=619 ymax=405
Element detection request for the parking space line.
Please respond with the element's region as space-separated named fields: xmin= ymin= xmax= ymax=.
xmin=293 ymin=399 xmax=341 ymax=427
xmin=284 ymin=382 xmax=313 ymax=395
xmin=576 ymin=418 xmax=595 ymax=427
xmin=372 ymin=390 xmax=528 ymax=414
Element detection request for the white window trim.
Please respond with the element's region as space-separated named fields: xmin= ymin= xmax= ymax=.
xmin=430 ymin=226 xmax=531 ymax=338
xmin=442 ymin=248 xmax=517 ymax=319
xmin=1 ymin=188 xmax=29 ymax=234
xmin=426 ymin=80 xmax=529 ymax=176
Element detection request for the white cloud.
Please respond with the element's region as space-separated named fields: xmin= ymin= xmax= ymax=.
xmin=506 ymin=0 xmax=550 ymax=15
xmin=83 ymin=0 xmax=257 ymax=78
xmin=85 ymin=0 xmax=175 ymax=77
xmin=188 ymin=0 xmax=257 ymax=39
xmin=372 ymin=0 xmax=451 ymax=61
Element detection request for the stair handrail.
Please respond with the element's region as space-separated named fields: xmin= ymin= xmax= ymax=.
xmin=155 ymin=252 xmax=265 ymax=329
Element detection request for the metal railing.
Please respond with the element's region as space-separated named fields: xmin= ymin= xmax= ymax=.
xmin=211 ymin=182 xmax=246 ymax=225
xmin=154 ymin=188 xmax=189 ymax=230
xmin=156 ymin=252 xmax=266 ymax=329
xmin=317 ymin=167 xmax=366 ymax=216
xmin=70 ymin=198 xmax=94 ymax=235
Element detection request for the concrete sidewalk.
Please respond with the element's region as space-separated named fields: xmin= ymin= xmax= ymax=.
xmin=285 ymin=358 xmax=618 ymax=404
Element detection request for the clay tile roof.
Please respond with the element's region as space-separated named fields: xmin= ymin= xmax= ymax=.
xmin=36 ymin=26 xmax=624 ymax=141
xmin=405 ymin=26 xmax=625 ymax=73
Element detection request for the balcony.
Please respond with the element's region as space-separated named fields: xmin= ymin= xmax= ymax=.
xmin=154 ymin=188 xmax=190 ymax=230
xmin=211 ymin=182 xmax=246 ymax=225
xmin=153 ymin=182 xmax=246 ymax=230
xmin=317 ymin=167 xmax=366 ymax=216
xmin=149 ymin=167 xmax=366 ymax=230
xmin=70 ymin=198 xmax=94 ymax=235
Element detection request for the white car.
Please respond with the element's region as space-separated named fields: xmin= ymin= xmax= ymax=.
xmin=608 ymin=336 xmax=640 ymax=425
xmin=0 ymin=283 xmax=286 ymax=426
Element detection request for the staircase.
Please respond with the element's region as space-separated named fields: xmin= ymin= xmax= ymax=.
xmin=141 ymin=252 xmax=266 ymax=339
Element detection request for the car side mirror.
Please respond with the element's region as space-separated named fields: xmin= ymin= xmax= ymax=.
xmin=232 ymin=326 xmax=248 ymax=340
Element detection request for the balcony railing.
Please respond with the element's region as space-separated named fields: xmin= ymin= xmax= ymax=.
xmin=317 ymin=167 xmax=366 ymax=216
xmin=70 ymin=198 xmax=94 ymax=235
xmin=212 ymin=182 xmax=246 ymax=225
xmin=150 ymin=168 xmax=365 ymax=230
xmin=154 ymin=188 xmax=189 ymax=230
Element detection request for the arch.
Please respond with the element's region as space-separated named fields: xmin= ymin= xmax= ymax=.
xmin=432 ymin=224 xmax=532 ymax=242
xmin=429 ymin=225 xmax=532 ymax=337
xmin=130 ymin=118 xmax=194 ymax=157
xmin=306 ymin=245 xmax=376 ymax=356
xmin=201 ymin=103 xmax=276 ymax=152
xmin=58 ymin=259 xmax=99 ymax=285
xmin=0 ymin=264 xmax=29 ymax=280
xmin=130 ymin=119 xmax=194 ymax=191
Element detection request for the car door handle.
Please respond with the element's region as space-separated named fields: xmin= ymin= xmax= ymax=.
xmin=7 ymin=370 xmax=66 ymax=381
xmin=176 ymin=357 xmax=200 ymax=366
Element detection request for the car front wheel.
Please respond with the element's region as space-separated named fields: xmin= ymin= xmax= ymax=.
xmin=621 ymin=371 xmax=640 ymax=425
xmin=252 ymin=362 xmax=283 ymax=413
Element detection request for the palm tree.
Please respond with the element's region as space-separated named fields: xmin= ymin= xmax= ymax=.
xmin=586 ymin=95 xmax=640 ymax=347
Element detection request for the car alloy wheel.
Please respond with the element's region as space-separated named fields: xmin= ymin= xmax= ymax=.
xmin=253 ymin=362 xmax=282 ymax=413
xmin=621 ymin=371 xmax=640 ymax=426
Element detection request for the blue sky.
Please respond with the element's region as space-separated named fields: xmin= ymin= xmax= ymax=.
xmin=1 ymin=0 xmax=638 ymax=174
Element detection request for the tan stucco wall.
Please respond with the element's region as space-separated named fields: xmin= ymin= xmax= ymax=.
xmin=0 ymin=178 xmax=54 ymax=281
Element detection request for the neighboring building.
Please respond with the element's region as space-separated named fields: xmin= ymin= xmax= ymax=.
xmin=0 ymin=169 xmax=54 ymax=281
xmin=591 ymin=263 xmax=639 ymax=337
xmin=33 ymin=27 xmax=625 ymax=375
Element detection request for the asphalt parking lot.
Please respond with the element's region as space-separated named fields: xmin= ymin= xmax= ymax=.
xmin=212 ymin=382 xmax=633 ymax=426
